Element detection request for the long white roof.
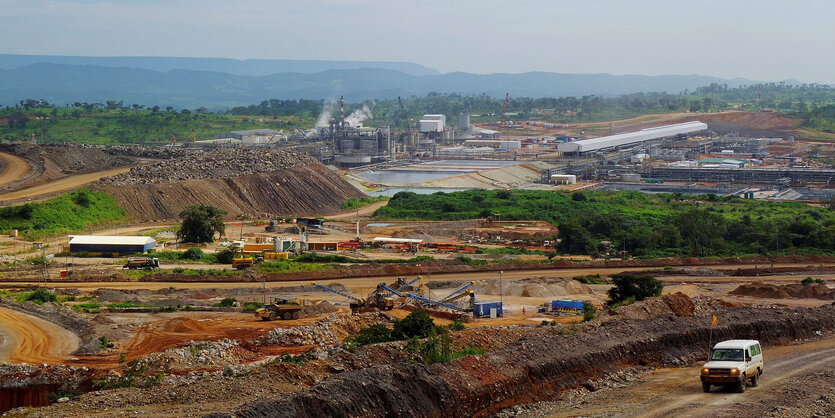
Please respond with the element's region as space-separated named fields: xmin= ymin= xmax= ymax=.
xmin=68 ymin=235 xmax=156 ymax=246
xmin=558 ymin=121 xmax=708 ymax=153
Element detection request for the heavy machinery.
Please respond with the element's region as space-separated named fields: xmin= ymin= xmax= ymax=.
xmin=264 ymin=219 xmax=280 ymax=232
xmin=311 ymin=282 xmax=396 ymax=314
xmin=255 ymin=297 xmax=303 ymax=321
xmin=123 ymin=257 xmax=160 ymax=270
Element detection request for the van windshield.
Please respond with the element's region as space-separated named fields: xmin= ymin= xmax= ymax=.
xmin=711 ymin=348 xmax=744 ymax=361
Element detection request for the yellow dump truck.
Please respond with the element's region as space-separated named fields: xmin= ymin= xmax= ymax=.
xmin=255 ymin=297 xmax=304 ymax=321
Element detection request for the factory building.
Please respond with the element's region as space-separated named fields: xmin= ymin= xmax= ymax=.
xmin=68 ymin=236 xmax=157 ymax=255
xmin=557 ymin=121 xmax=708 ymax=154
xmin=418 ymin=114 xmax=446 ymax=133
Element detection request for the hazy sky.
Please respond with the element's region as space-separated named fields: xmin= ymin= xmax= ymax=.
xmin=2 ymin=0 xmax=833 ymax=83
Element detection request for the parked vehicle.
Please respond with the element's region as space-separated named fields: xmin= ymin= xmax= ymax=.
xmin=123 ymin=257 xmax=159 ymax=270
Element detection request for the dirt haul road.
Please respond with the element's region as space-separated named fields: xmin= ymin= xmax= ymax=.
xmin=0 ymin=306 xmax=79 ymax=364
xmin=528 ymin=336 xmax=835 ymax=417
xmin=0 ymin=166 xmax=133 ymax=204
xmin=0 ymin=152 xmax=31 ymax=188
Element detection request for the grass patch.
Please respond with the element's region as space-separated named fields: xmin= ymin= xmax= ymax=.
xmin=573 ymin=274 xmax=608 ymax=285
xmin=0 ymin=188 xmax=126 ymax=240
xmin=342 ymin=196 xmax=389 ymax=209
xmin=150 ymin=251 xmax=218 ymax=264
xmin=72 ymin=301 xmax=102 ymax=313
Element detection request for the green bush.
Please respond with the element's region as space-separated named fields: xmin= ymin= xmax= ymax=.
xmin=449 ymin=319 xmax=466 ymax=331
xmin=582 ymin=302 xmax=597 ymax=322
xmin=802 ymin=277 xmax=815 ymax=285
xmin=25 ymin=289 xmax=57 ymax=304
xmin=392 ymin=310 xmax=438 ymax=340
xmin=215 ymin=297 xmax=237 ymax=307
xmin=606 ymin=274 xmax=663 ymax=305
xmin=241 ymin=302 xmax=261 ymax=312
xmin=181 ymin=247 xmax=204 ymax=261
xmin=215 ymin=248 xmax=236 ymax=264
xmin=345 ymin=324 xmax=393 ymax=347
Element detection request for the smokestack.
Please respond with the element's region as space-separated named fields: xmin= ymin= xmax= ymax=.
xmin=340 ymin=95 xmax=344 ymax=119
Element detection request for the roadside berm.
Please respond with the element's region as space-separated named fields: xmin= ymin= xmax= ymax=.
xmin=227 ymin=303 xmax=835 ymax=418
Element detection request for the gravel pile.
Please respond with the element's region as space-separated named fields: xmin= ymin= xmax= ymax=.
xmin=256 ymin=312 xmax=392 ymax=347
xmin=133 ymin=339 xmax=257 ymax=372
xmin=99 ymin=148 xmax=317 ymax=185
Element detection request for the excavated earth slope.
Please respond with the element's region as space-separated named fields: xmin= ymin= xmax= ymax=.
xmin=227 ymin=304 xmax=835 ymax=418
xmin=94 ymin=148 xmax=362 ymax=221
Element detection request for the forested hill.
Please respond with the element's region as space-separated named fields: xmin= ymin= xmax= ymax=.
xmin=0 ymin=54 xmax=440 ymax=77
xmin=0 ymin=62 xmax=760 ymax=109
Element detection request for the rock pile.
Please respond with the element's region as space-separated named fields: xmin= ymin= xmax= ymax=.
xmin=256 ymin=312 xmax=392 ymax=347
xmin=133 ymin=339 xmax=256 ymax=372
xmin=99 ymin=148 xmax=316 ymax=185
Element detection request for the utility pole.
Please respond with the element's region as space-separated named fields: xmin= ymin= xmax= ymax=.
xmin=499 ymin=270 xmax=503 ymax=307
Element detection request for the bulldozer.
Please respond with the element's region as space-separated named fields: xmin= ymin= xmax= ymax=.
xmin=255 ymin=297 xmax=304 ymax=321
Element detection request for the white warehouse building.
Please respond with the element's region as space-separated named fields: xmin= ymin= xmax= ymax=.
xmin=557 ymin=121 xmax=708 ymax=153
xmin=419 ymin=114 xmax=446 ymax=133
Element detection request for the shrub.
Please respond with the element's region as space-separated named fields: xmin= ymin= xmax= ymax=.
xmin=25 ymin=289 xmax=57 ymax=304
xmin=181 ymin=247 xmax=204 ymax=261
xmin=346 ymin=324 xmax=393 ymax=347
xmin=241 ymin=302 xmax=261 ymax=312
xmin=582 ymin=302 xmax=597 ymax=322
xmin=215 ymin=248 xmax=236 ymax=264
xmin=449 ymin=319 xmax=466 ymax=331
xmin=801 ymin=277 xmax=815 ymax=285
xmin=392 ymin=310 xmax=438 ymax=340
xmin=606 ymin=274 xmax=663 ymax=305
xmin=215 ymin=297 xmax=237 ymax=307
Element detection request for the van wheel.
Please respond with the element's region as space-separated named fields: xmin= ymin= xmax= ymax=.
xmin=750 ymin=371 xmax=759 ymax=387
xmin=735 ymin=375 xmax=746 ymax=393
xmin=702 ymin=383 xmax=711 ymax=393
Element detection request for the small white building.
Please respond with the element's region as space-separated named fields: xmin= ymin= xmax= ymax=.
xmin=550 ymin=174 xmax=577 ymax=185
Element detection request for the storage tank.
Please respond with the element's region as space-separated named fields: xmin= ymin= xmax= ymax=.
xmin=458 ymin=113 xmax=470 ymax=131
xmin=340 ymin=139 xmax=355 ymax=152
xmin=620 ymin=173 xmax=641 ymax=182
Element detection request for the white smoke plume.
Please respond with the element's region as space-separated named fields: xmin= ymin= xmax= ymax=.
xmin=315 ymin=99 xmax=338 ymax=128
xmin=344 ymin=104 xmax=374 ymax=127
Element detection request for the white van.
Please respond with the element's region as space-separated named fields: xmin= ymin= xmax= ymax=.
xmin=700 ymin=339 xmax=764 ymax=393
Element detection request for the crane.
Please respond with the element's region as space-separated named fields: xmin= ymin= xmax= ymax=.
xmin=500 ymin=92 xmax=509 ymax=128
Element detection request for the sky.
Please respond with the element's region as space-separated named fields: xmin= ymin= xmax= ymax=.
xmin=1 ymin=0 xmax=833 ymax=83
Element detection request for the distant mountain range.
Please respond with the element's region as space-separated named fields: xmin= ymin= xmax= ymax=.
xmin=0 ymin=54 xmax=762 ymax=109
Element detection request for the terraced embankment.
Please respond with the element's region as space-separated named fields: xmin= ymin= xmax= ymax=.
xmin=229 ymin=304 xmax=835 ymax=417
xmin=94 ymin=148 xmax=362 ymax=221
xmin=96 ymin=164 xmax=362 ymax=221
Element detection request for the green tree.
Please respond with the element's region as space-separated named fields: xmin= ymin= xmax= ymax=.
xmin=606 ymin=274 xmax=663 ymax=305
xmin=674 ymin=208 xmax=726 ymax=256
xmin=391 ymin=310 xmax=437 ymax=340
xmin=177 ymin=205 xmax=227 ymax=243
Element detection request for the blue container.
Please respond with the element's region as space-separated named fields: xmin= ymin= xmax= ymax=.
xmin=552 ymin=300 xmax=585 ymax=310
xmin=473 ymin=301 xmax=503 ymax=318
